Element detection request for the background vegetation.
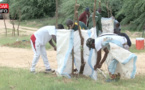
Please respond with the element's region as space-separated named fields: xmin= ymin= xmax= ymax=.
xmin=1 ymin=0 xmax=145 ymax=31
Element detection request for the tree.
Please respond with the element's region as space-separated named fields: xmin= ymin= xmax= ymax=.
xmin=9 ymin=0 xmax=56 ymax=20
xmin=59 ymin=0 xmax=124 ymax=24
xmin=117 ymin=0 xmax=145 ymax=31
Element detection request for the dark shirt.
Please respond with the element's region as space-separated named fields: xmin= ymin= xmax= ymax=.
xmin=88 ymin=11 xmax=102 ymax=36
xmin=118 ymin=33 xmax=132 ymax=47
xmin=72 ymin=21 xmax=87 ymax=31
xmin=79 ymin=11 xmax=89 ymax=25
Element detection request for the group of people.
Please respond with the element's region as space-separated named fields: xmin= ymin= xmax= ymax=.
xmin=30 ymin=7 xmax=132 ymax=81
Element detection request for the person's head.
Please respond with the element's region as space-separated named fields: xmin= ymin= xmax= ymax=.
xmin=97 ymin=8 xmax=102 ymax=13
xmin=85 ymin=7 xmax=90 ymax=14
xmin=116 ymin=23 xmax=120 ymax=28
xmin=114 ymin=22 xmax=121 ymax=34
xmin=57 ymin=24 xmax=64 ymax=29
xmin=66 ymin=19 xmax=73 ymax=29
xmin=86 ymin=38 xmax=95 ymax=50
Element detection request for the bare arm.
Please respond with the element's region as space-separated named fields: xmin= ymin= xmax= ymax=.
xmin=100 ymin=48 xmax=109 ymax=66
xmin=49 ymin=39 xmax=56 ymax=51
xmin=94 ymin=49 xmax=101 ymax=70
xmin=52 ymin=35 xmax=56 ymax=43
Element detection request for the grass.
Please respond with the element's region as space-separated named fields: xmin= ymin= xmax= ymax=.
xmin=0 ymin=67 xmax=145 ymax=90
xmin=0 ymin=19 xmax=145 ymax=90
xmin=0 ymin=36 xmax=52 ymax=49
xmin=130 ymin=44 xmax=145 ymax=53
xmin=14 ymin=17 xmax=64 ymax=28
xmin=0 ymin=35 xmax=144 ymax=52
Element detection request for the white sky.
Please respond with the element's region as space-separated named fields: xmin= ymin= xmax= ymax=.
xmin=0 ymin=0 xmax=3 ymax=2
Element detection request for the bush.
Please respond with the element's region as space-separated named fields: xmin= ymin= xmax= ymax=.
xmin=9 ymin=0 xmax=56 ymax=20
xmin=59 ymin=0 xmax=124 ymax=24
xmin=117 ymin=0 xmax=145 ymax=31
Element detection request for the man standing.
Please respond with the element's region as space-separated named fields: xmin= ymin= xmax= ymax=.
xmin=88 ymin=8 xmax=102 ymax=36
xmin=30 ymin=24 xmax=64 ymax=73
xmin=79 ymin=8 xmax=90 ymax=26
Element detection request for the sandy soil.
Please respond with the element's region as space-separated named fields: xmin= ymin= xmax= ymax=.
xmin=0 ymin=46 xmax=57 ymax=71
xmin=0 ymin=46 xmax=144 ymax=74
xmin=0 ymin=20 xmax=37 ymax=35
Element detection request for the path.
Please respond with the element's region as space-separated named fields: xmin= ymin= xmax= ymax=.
xmin=0 ymin=20 xmax=37 ymax=35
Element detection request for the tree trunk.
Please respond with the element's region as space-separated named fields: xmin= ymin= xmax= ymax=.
xmin=55 ymin=0 xmax=58 ymax=28
xmin=11 ymin=21 xmax=15 ymax=36
xmin=11 ymin=11 xmax=17 ymax=36
xmin=92 ymin=0 xmax=97 ymax=27
xmin=76 ymin=11 xmax=85 ymax=74
xmin=106 ymin=1 xmax=110 ymax=17
xmin=71 ymin=0 xmax=77 ymax=75
xmin=17 ymin=8 xmax=21 ymax=36
xmin=3 ymin=14 xmax=7 ymax=36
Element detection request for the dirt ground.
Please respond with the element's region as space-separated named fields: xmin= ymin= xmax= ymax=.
xmin=0 ymin=20 xmax=145 ymax=75
xmin=0 ymin=20 xmax=37 ymax=35
xmin=0 ymin=46 xmax=58 ymax=71
xmin=0 ymin=46 xmax=144 ymax=74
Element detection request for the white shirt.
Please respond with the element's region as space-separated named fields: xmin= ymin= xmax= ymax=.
xmin=95 ymin=33 xmax=127 ymax=51
xmin=34 ymin=26 xmax=56 ymax=45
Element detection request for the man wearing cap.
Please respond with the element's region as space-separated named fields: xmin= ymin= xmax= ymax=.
xmin=86 ymin=34 xmax=127 ymax=69
xmin=79 ymin=8 xmax=90 ymax=26
xmin=30 ymin=24 xmax=64 ymax=73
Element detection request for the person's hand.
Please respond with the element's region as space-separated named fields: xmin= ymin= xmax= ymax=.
xmin=94 ymin=64 xmax=98 ymax=70
xmin=97 ymin=63 xmax=102 ymax=68
xmin=94 ymin=64 xmax=102 ymax=70
xmin=54 ymin=47 xmax=57 ymax=51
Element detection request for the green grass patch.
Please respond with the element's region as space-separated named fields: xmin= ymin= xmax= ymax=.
xmin=130 ymin=44 xmax=145 ymax=53
xmin=0 ymin=67 xmax=145 ymax=90
xmin=0 ymin=36 xmax=52 ymax=49
xmin=14 ymin=17 xmax=68 ymax=29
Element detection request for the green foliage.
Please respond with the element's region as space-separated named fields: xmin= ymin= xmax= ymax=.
xmin=59 ymin=0 xmax=145 ymax=31
xmin=9 ymin=0 xmax=56 ymax=20
xmin=117 ymin=0 xmax=145 ymax=31
xmin=59 ymin=0 xmax=94 ymax=24
xmin=0 ymin=36 xmax=52 ymax=49
xmin=5 ymin=0 xmax=145 ymax=31
xmin=59 ymin=0 xmax=124 ymax=24
xmin=0 ymin=0 xmax=9 ymax=3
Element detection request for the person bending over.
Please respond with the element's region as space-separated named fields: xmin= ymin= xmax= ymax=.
xmin=30 ymin=24 xmax=64 ymax=73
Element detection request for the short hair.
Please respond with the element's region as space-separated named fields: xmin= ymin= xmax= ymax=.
xmin=57 ymin=24 xmax=64 ymax=29
xmin=66 ymin=19 xmax=73 ymax=27
xmin=85 ymin=7 xmax=89 ymax=12
xmin=86 ymin=38 xmax=95 ymax=50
